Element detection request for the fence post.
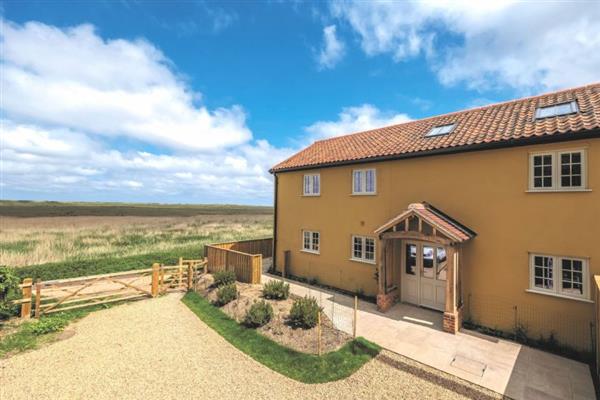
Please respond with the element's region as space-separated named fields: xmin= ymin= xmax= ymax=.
xmin=20 ymin=278 xmax=33 ymax=319
xmin=34 ymin=279 xmax=42 ymax=318
xmin=187 ymin=263 xmax=193 ymax=291
xmin=151 ymin=263 xmax=160 ymax=297
xmin=317 ymin=311 xmax=322 ymax=356
xmin=178 ymin=257 xmax=184 ymax=288
xmin=353 ymin=295 xmax=358 ymax=338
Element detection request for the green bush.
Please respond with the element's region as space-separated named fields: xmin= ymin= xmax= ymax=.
xmin=288 ymin=296 xmax=321 ymax=329
xmin=263 ymin=280 xmax=290 ymax=300
xmin=213 ymin=270 xmax=236 ymax=287
xmin=215 ymin=283 xmax=238 ymax=306
xmin=243 ymin=300 xmax=273 ymax=328
xmin=25 ymin=315 xmax=70 ymax=335
xmin=0 ymin=266 xmax=20 ymax=320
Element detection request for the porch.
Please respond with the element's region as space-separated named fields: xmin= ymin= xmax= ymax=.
xmin=375 ymin=202 xmax=476 ymax=333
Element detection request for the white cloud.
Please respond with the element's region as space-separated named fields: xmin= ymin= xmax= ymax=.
xmin=304 ymin=104 xmax=411 ymax=141
xmin=0 ymin=19 xmax=251 ymax=151
xmin=317 ymin=25 xmax=345 ymax=69
xmin=331 ymin=1 xmax=600 ymax=90
xmin=0 ymin=19 xmax=295 ymax=204
xmin=1 ymin=120 xmax=294 ymax=203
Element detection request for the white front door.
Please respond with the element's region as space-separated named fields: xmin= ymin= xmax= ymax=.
xmin=401 ymin=242 xmax=447 ymax=312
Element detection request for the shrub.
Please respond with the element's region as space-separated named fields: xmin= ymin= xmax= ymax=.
xmin=243 ymin=300 xmax=273 ymax=328
xmin=25 ymin=315 xmax=70 ymax=335
xmin=289 ymin=296 xmax=321 ymax=329
xmin=0 ymin=266 xmax=20 ymax=320
xmin=213 ymin=270 xmax=236 ymax=287
xmin=263 ymin=280 xmax=290 ymax=300
xmin=215 ymin=283 xmax=238 ymax=306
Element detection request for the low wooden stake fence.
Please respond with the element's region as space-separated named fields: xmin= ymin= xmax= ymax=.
xmin=15 ymin=258 xmax=207 ymax=319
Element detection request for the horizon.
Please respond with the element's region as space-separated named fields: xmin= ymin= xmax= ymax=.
xmin=2 ymin=1 xmax=599 ymax=205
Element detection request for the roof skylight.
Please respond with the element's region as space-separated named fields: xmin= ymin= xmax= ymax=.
xmin=426 ymin=123 xmax=455 ymax=137
xmin=535 ymin=101 xmax=579 ymax=119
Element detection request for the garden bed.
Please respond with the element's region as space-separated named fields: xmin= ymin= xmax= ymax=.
xmin=195 ymin=273 xmax=352 ymax=354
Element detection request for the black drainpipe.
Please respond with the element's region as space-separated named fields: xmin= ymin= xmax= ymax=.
xmin=272 ymin=173 xmax=278 ymax=272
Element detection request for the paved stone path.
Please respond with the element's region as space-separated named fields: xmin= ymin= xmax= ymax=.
xmin=263 ymin=273 xmax=596 ymax=400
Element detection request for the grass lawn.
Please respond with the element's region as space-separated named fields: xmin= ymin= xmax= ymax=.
xmin=181 ymin=291 xmax=381 ymax=383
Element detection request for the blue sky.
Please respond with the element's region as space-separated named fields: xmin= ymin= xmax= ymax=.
xmin=2 ymin=1 xmax=599 ymax=205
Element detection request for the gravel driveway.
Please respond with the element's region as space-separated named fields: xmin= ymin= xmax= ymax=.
xmin=0 ymin=294 xmax=500 ymax=400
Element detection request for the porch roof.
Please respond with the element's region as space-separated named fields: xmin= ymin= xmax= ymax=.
xmin=374 ymin=202 xmax=476 ymax=243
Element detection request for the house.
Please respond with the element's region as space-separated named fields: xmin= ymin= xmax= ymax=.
xmin=269 ymin=83 xmax=600 ymax=345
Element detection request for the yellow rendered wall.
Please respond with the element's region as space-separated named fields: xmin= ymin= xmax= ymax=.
xmin=275 ymin=138 xmax=600 ymax=348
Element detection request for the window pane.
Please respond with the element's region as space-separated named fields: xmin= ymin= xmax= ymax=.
xmin=312 ymin=232 xmax=319 ymax=251
xmin=543 ymin=155 xmax=552 ymax=164
xmin=534 ymin=156 xmax=542 ymax=166
xmin=353 ymin=237 xmax=362 ymax=259
xmin=572 ymin=176 xmax=582 ymax=186
xmin=561 ymin=176 xmax=571 ymax=187
xmin=533 ymin=256 xmax=553 ymax=290
xmin=304 ymin=176 xmax=310 ymax=194
xmin=303 ymin=232 xmax=310 ymax=250
xmin=406 ymin=244 xmax=416 ymax=275
xmin=436 ymin=247 xmax=447 ymax=281
xmin=353 ymin=171 xmax=362 ymax=193
xmin=365 ymin=170 xmax=375 ymax=193
xmin=365 ymin=238 xmax=375 ymax=261
xmin=422 ymin=246 xmax=434 ymax=278
xmin=543 ymin=177 xmax=552 ymax=187
xmin=561 ymin=153 xmax=570 ymax=163
xmin=312 ymin=175 xmax=319 ymax=194
xmin=572 ymin=152 xmax=581 ymax=163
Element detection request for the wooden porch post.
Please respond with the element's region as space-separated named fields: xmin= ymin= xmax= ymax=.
xmin=378 ymin=238 xmax=386 ymax=294
xmin=443 ymin=245 xmax=459 ymax=333
xmin=376 ymin=238 xmax=395 ymax=312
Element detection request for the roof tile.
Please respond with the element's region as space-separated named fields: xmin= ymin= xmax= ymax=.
xmin=272 ymin=83 xmax=600 ymax=172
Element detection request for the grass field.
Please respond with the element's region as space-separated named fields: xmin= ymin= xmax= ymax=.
xmin=0 ymin=201 xmax=273 ymax=278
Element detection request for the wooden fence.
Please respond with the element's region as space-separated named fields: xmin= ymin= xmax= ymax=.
xmin=204 ymin=238 xmax=273 ymax=284
xmin=15 ymin=258 xmax=207 ymax=319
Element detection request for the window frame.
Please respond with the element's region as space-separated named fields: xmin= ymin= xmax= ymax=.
xmin=528 ymin=148 xmax=587 ymax=192
xmin=535 ymin=101 xmax=579 ymax=120
xmin=425 ymin=123 xmax=456 ymax=137
xmin=350 ymin=235 xmax=376 ymax=264
xmin=528 ymin=253 xmax=589 ymax=301
xmin=303 ymin=173 xmax=320 ymax=196
xmin=557 ymin=150 xmax=586 ymax=190
xmin=352 ymin=169 xmax=377 ymax=195
xmin=301 ymin=230 xmax=320 ymax=254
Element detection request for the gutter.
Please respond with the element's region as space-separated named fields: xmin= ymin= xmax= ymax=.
xmin=272 ymin=173 xmax=278 ymax=272
xmin=269 ymin=129 xmax=600 ymax=174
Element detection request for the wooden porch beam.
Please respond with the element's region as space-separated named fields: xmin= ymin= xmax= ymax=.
xmin=445 ymin=246 xmax=457 ymax=314
xmin=380 ymin=231 xmax=453 ymax=245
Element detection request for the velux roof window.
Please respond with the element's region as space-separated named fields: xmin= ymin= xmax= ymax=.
xmin=425 ymin=123 xmax=455 ymax=137
xmin=535 ymin=101 xmax=579 ymax=119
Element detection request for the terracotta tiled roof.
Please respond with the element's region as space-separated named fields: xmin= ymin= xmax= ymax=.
xmin=272 ymin=83 xmax=600 ymax=172
xmin=374 ymin=202 xmax=476 ymax=243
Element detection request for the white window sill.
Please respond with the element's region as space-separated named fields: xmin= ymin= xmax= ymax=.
xmin=302 ymin=194 xmax=320 ymax=197
xmin=349 ymin=257 xmax=376 ymax=265
xmin=300 ymin=249 xmax=320 ymax=255
xmin=526 ymin=188 xmax=591 ymax=193
xmin=525 ymin=289 xmax=592 ymax=303
xmin=351 ymin=192 xmax=377 ymax=196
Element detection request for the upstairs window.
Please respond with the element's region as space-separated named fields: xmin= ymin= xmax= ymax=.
xmin=352 ymin=236 xmax=375 ymax=263
xmin=425 ymin=123 xmax=455 ymax=137
xmin=303 ymin=174 xmax=320 ymax=196
xmin=529 ymin=149 xmax=586 ymax=191
xmin=535 ymin=101 xmax=578 ymax=119
xmin=352 ymin=169 xmax=376 ymax=194
xmin=302 ymin=230 xmax=320 ymax=253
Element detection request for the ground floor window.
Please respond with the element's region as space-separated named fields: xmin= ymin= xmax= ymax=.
xmin=529 ymin=253 xmax=588 ymax=299
xmin=302 ymin=230 xmax=320 ymax=253
xmin=351 ymin=235 xmax=375 ymax=263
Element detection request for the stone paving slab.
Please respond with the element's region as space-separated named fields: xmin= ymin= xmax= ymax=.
xmin=264 ymin=274 xmax=596 ymax=400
